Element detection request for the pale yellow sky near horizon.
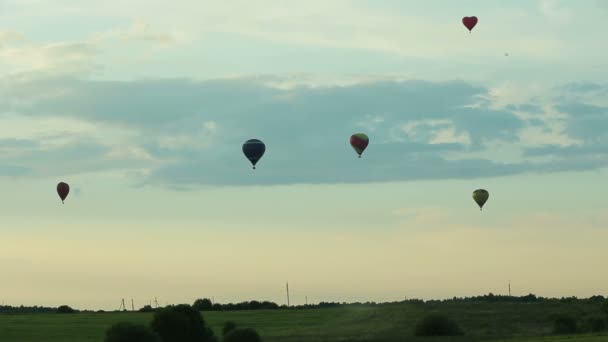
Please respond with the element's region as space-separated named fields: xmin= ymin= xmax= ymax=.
xmin=2 ymin=169 xmax=608 ymax=310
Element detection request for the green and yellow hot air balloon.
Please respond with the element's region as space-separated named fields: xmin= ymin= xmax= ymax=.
xmin=472 ymin=189 xmax=489 ymax=211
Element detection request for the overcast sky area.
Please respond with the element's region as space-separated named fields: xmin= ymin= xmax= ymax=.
xmin=1 ymin=0 xmax=608 ymax=310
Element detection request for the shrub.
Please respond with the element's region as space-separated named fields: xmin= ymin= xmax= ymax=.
xmin=602 ymin=300 xmax=608 ymax=316
xmin=414 ymin=314 xmax=464 ymax=336
xmin=553 ymin=315 xmax=578 ymax=334
xmin=56 ymin=305 xmax=75 ymax=313
xmin=223 ymin=321 xmax=238 ymax=336
xmin=587 ymin=316 xmax=607 ymax=332
xmin=104 ymin=322 xmax=161 ymax=342
xmin=150 ymin=304 xmax=216 ymax=342
xmin=223 ymin=328 xmax=262 ymax=342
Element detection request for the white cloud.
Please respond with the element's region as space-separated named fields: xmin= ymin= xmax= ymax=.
xmin=518 ymin=123 xmax=581 ymax=148
xmin=0 ymin=113 xmax=139 ymax=149
xmin=0 ymin=40 xmax=98 ymax=76
xmin=104 ymin=145 xmax=159 ymax=162
xmin=430 ymin=127 xmax=471 ymax=145
xmin=401 ymin=119 xmax=472 ymax=145
xmin=539 ymin=0 xmax=571 ymax=22
xmin=157 ymin=120 xmax=218 ymax=150
xmin=91 ymin=19 xmax=185 ymax=46
xmin=0 ymin=31 xmax=25 ymax=46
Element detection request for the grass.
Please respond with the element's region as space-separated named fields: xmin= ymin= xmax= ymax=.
xmin=0 ymin=301 xmax=606 ymax=341
xmin=490 ymin=336 xmax=608 ymax=342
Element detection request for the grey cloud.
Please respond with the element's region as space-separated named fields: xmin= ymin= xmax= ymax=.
xmin=554 ymin=97 xmax=608 ymax=141
xmin=0 ymin=164 xmax=30 ymax=176
xmin=556 ymin=82 xmax=606 ymax=94
xmin=3 ymin=76 xmax=607 ymax=186
xmin=524 ymin=144 xmax=608 ymax=157
xmin=0 ymin=141 xmax=155 ymax=178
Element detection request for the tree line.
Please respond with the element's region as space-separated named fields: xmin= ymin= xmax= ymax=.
xmin=0 ymin=294 xmax=606 ymax=314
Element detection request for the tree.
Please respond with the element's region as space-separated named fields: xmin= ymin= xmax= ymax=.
xmin=193 ymin=298 xmax=213 ymax=311
xmin=139 ymin=305 xmax=155 ymax=313
xmin=56 ymin=305 xmax=75 ymax=314
xmin=104 ymin=322 xmax=161 ymax=342
xmin=150 ymin=304 xmax=216 ymax=342
xmin=223 ymin=328 xmax=262 ymax=342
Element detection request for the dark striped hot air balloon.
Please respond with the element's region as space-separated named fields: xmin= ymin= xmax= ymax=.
xmin=242 ymin=139 xmax=265 ymax=169
xmin=57 ymin=182 xmax=70 ymax=204
xmin=350 ymin=133 xmax=369 ymax=158
xmin=472 ymin=189 xmax=489 ymax=211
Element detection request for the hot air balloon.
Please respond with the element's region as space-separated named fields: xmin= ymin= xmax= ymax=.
xmin=462 ymin=16 xmax=478 ymax=32
xmin=350 ymin=133 xmax=369 ymax=158
xmin=472 ymin=189 xmax=489 ymax=211
xmin=242 ymin=139 xmax=265 ymax=169
xmin=57 ymin=182 xmax=70 ymax=204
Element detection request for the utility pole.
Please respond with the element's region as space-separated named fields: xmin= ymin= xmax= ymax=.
xmin=131 ymin=299 xmax=135 ymax=311
xmin=509 ymin=281 xmax=512 ymax=297
xmin=286 ymin=282 xmax=290 ymax=307
xmin=154 ymin=297 xmax=159 ymax=308
xmin=119 ymin=298 xmax=126 ymax=311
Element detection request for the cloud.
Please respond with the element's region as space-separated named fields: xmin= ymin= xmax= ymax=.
xmin=520 ymin=83 xmax=608 ymax=165
xmin=538 ymin=0 xmax=571 ymax=22
xmin=0 ymin=20 xmax=184 ymax=81
xmin=91 ymin=19 xmax=182 ymax=46
xmin=0 ymin=38 xmax=98 ymax=77
xmin=0 ymin=31 xmax=25 ymax=46
xmin=1 ymin=75 xmax=607 ymax=186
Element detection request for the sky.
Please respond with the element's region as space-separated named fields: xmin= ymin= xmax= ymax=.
xmin=1 ymin=0 xmax=608 ymax=310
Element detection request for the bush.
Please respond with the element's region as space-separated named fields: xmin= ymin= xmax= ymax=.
xmin=553 ymin=315 xmax=578 ymax=334
xmin=587 ymin=316 xmax=607 ymax=332
xmin=104 ymin=322 xmax=161 ymax=342
xmin=223 ymin=328 xmax=262 ymax=342
xmin=150 ymin=304 xmax=216 ymax=342
xmin=602 ymin=300 xmax=608 ymax=316
xmin=223 ymin=321 xmax=237 ymax=336
xmin=414 ymin=314 xmax=464 ymax=336
xmin=56 ymin=305 xmax=75 ymax=313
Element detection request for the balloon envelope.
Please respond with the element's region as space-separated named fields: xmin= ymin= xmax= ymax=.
xmin=57 ymin=182 xmax=70 ymax=203
xmin=242 ymin=139 xmax=265 ymax=169
xmin=350 ymin=133 xmax=369 ymax=157
xmin=462 ymin=16 xmax=478 ymax=32
xmin=472 ymin=189 xmax=489 ymax=210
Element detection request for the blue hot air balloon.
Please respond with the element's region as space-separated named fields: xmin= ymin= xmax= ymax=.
xmin=242 ymin=139 xmax=265 ymax=170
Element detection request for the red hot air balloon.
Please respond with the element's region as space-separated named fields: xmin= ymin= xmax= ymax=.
xmin=462 ymin=16 xmax=478 ymax=32
xmin=57 ymin=182 xmax=70 ymax=204
xmin=350 ymin=133 xmax=369 ymax=158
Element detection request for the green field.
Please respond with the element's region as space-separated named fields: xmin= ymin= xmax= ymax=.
xmin=0 ymin=301 xmax=607 ymax=342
